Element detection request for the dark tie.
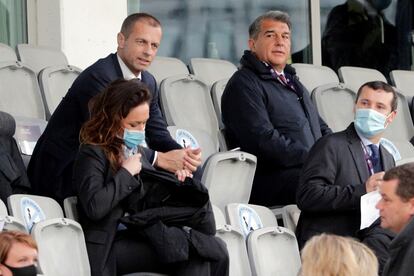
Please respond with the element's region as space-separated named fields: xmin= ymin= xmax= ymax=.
xmin=368 ymin=144 xmax=382 ymax=173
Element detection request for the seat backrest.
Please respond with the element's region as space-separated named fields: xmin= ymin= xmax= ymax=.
xmin=396 ymin=157 xmax=414 ymax=166
xmin=189 ymin=58 xmax=237 ymax=87
xmin=311 ymin=83 xmax=356 ymax=132
xmin=147 ymin=56 xmax=189 ymax=87
xmin=0 ymin=199 xmax=8 ymax=216
xmin=0 ymin=61 xmax=46 ymax=119
xmin=16 ymin=44 xmax=68 ymax=74
xmin=31 ymin=218 xmax=91 ymax=276
xmin=7 ymin=194 xmax=64 ymax=232
xmin=211 ymin=78 xmax=229 ymax=129
xmin=38 ymin=64 xmax=82 ymax=118
xmin=167 ymin=126 xmax=218 ymax=164
xmin=160 ymin=74 xmax=219 ymax=146
xmin=281 ymin=204 xmax=301 ymax=233
xmin=63 ymin=196 xmax=79 ymax=221
xmin=338 ymin=66 xmax=387 ymax=93
xmin=247 ymin=226 xmax=301 ymax=276
xmin=390 ymin=70 xmax=414 ymax=98
xmin=225 ymin=203 xmax=278 ymax=236
xmin=14 ymin=116 xmax=48 ymax=156
xmin=291 ymin=63 xmax=339 ymax=93
xmin=202 ymin=151 xmax=257 ymax=211
xmin=0 ymin=43 xmax=18 ymax=62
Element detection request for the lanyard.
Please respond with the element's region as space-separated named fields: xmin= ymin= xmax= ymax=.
xmin=361 ymin=142 xmax=375 ymax=176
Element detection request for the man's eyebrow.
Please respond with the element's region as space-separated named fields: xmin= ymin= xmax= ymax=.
xmin=263 ymin=30 xmax=276 ymax=35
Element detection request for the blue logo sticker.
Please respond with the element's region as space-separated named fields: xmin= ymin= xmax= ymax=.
xmin=237 ymin=204 xmax=263 ymax=238
xmin=20 ymin=197 xmax=46 ymax=233
xmin=175 ymin=129 xmax=199 ymax=149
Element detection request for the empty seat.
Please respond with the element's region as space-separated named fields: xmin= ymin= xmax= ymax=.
xmin=211 ymin=78 xmax=229 ymax=129
xmin=63 ymin=196 xmax=78 ymax=221
xmin=167 ymin=126 xmax=218 ymax=164
xmin=189 ymin=58 xmax=237 ymax=87
xmin=16 ymin=44 xmax=68 ymax=75
xmin=0 ymin=43 xmax=18 ymax=62
xmin=14 ymin=116 xmax=47 ymax=156
xmin=291 ymin=63 xmax=340 ymax=93
xmin=247 ymin=226 xmax=301 ymax=276
xmin=338 ymin=66 xmax=387 ymax=92
xmin=160 ymin=74 xmax=219 ymax=146
xmin=202 ymin=152 xmax=257 ymax=211
xmin=0 ymin=199 xmax=27 ymax=232
xmin=38 ymin=64 xmax=82 ymax=118
xmin=390 ymin=70 xmax=414 ymax=98
xmin=8 ymin=194 xmax=64 ymax=232
xmin=31 ymin=218 xmax=91 ymax=276
xmin=396 ymin=157 xmax=414 ymax=166
xmin=0 ymin=61 xmax=46 ymax=119
xmin=311 ymin=83 xmax=356 ymax=132
xmin=147 ymin=56 xmax=189 ymax=87
xmin=281 ymin=204 xmax=301 ymax=232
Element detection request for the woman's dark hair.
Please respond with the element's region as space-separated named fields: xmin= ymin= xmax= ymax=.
xmin=80 ymin=79 xmax=152 ymax=170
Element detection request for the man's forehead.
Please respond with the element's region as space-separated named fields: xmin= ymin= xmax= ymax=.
xmin=358 ymin=88 xmax=393 ymax=103
xmin=380 ymin=179 xmax=399 ymax=194
xmin=260 ymin=20 xmax=290 ymax=32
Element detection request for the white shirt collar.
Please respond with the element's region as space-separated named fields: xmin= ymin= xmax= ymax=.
xmin=117 ymin=54 xmax=142 ymax=80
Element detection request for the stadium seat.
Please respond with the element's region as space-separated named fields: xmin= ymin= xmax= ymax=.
xmin=31 ymin=218 xmax=91 ymax=276
xmin=281 ymin=204 xmax=301 ymax=233
xmin=291 ymin=63 xmax=339 ymax=93
xmin=146 ymin=56 xmax=189 ymax=87
xmin=167 ymin=126 xmax=218 ymax=165
xmin=189 ymin=58 xmax=237 ymax=87
xmin=7 ymin=194 xmax=64 ymax=232
xmin=338 ymin=66 xmax=387 ymax=93
xmin=213 ymin=205 xmax=252 ymax=276
xmin=202 ymin=152 xmax=256 ymax=211
xmin=390 ymin=70 xmax=414 ymax=98
xmin=0 ymin=199 xmax=27 ymax=232
xmin=63 ymin=196 xmax=78 ymax=221
xmin=16 ymin=44 xmax=68 ymax=75
xmin=247 ymin=226 xmax=301 ymax=276
xmin=0 ymin=61 xmax=46 ymax=119
xmin=38 ymin=64 xmax=82 ymax=118
xmin=160 ymin=74 xmax=219 ymax=147
xmin=311 ymin=83 xmax=356 ymax=132
xmin=0 ymin=43 xmax=18 ymax=62
xmin=211 ymin=78 xmax=229 ymax=129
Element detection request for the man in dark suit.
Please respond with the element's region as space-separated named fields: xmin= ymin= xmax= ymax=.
xmin=221 ymin=11 xmax=331 ymax=206
xmin=27 ymin=13 xmax=201 ymax=203
xmin=296 ymin=81 xmax=398 ymax=249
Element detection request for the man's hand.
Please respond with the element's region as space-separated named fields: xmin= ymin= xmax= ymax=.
xmin=365 ymin=171 xmax=385 ymax=193
xmin=156 ymin=148 xmax=202 ymax=173
xmin=184 ymin=147 xmax=202 ymax=172
xmin=175 ymin=169 xmax=193 ymax=182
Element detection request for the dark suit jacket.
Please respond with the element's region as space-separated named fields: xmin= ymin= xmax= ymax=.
xmin=74 ymin=144 xmax=145 ymax=276
xmin=28 ymin=53 xmax=180 ymax=201
xmin=296 ymin=123 xmax=395 ymax=248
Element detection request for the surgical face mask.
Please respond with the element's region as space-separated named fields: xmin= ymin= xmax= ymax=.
xmin=3 ymin=264 xmax=37 ymax=276
xmin=369 ymin=0 xmax=392 ymax=11
xmin=123 ymin=128 xmax=145 ymax=149
xmin=354 ymin=108 xmax=390 ymax=138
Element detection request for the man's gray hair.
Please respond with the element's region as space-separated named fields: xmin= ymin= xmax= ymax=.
xmin=249 ymin=10 xmax=292 ymax=39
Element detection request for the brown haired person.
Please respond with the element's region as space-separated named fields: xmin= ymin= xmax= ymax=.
xmin=74 ymin=79 xmax=228 ymax=276
xmin=28 ymin=13 xmax=202 ymax=204
xmin=0 ymin=231 xmax=38 ymax=276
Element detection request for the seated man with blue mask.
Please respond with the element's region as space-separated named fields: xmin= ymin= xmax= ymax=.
xmin=296 ymin=81 xmax=397 ymax=265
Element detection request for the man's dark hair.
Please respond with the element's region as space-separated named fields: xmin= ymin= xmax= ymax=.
xmin=120 ymin=13 xmax=161 ymax=38
xmin=383 ymin=163 xmax=414 ymax=201
xmin=249 ymin=10 xmax=291 ymax=40
xmin=355 ymin=81 xmax=398 ymax=111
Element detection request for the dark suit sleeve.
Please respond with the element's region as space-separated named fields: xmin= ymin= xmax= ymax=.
xmin=74 ymin=145 xmax=143 ymax=221
xmin=319 ymin=116 xmax=332 ymax=136
xmin=296 ymin=135 xmax=366 ymax=212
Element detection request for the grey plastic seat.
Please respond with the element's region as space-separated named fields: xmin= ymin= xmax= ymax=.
xmin=0 ymin=61 xmax=46 ymax=119
xmin=311 ymin=83 xmax=357 ymax=132
xmin=8 ymin=194 xmax=64 ymax=232
xmin=38 ymin=64 xmax=82 ymax=118
xmin=247 ymin=226 xmax=301 ymax=276
xmin=338 ymin=66 xmax=387 ymax=93
xmin=160 ymin=74 xmax=219 ymax=147
xmin=211 ymin=78 xmax=229 ymax=130
xmin=189 ymin=58 xmax=237 ymax=87
xmin=213 ymin=204 xmax=252 ymax=276
xmin=14 ymin=116 xmax=47 ymax=155
xmin=63 ymin=196 xmax=78 ymax=221
xmin=390 ymin=70 xmax=414 ymax=98
xmin=0 ymin=43 xmax=18 ymax=62
xmin=281 ymin=204 xmax=301 ymax=232
xmin=147 ymin=56 xmax=189 ymax=87
xmin=0 ymin=200 xmax=26 ymax=232
xmin=167 ymin=126 xmax=218 ymax=164
xmin=16 ymin=44 xmax=68 ymax=75
xmin=31 ymin=218 xmax=91 ymax=276
xmin=396 ymin=157 xmax=414 ymax=166
xmin=291 ymin=63 xmax=339 ymax=93
xmin=202 ymin=151 xmax=256 ymax=211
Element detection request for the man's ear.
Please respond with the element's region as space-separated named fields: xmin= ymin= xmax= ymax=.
xmin=387 ymin=110 xmax=397 ymax=125
xmin=408 ymin=197 xmax=414 ymax=216
xmin=248 ymin=38 xmax=255 ymax=51
xmin=117 ymin=32 xmax=125 ymax=48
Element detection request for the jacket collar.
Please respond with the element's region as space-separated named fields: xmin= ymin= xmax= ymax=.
xmin=389 ymin=216 xmax=414 ymax=250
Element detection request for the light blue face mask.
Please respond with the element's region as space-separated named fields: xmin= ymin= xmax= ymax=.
xmin=123 ymin=128 xmax=145 ymax=149
xmin=354 ymin=108 xmax=389 ymax=138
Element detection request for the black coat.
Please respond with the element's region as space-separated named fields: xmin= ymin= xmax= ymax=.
xmin=221 ymin=50 xmax=331 ymax=206
xmin=296 ymin=124 xmax=395 ymax=248
xmin=28 ymin=53 xmax=180 ymax=201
